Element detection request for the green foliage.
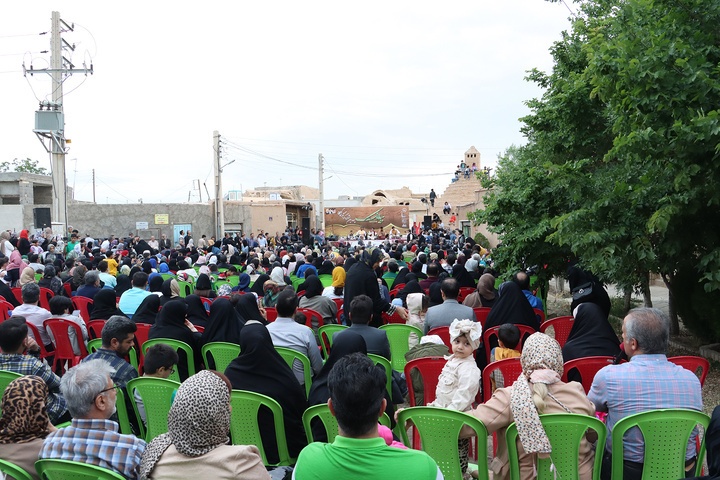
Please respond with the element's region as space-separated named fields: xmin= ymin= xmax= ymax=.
xmin=0 ymin=158 xmax=49 ymax=175
xmin=473 ymin=231 xmax=490 ymax=248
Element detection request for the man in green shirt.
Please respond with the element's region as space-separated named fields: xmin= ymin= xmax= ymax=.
xmin=293 ymin=353 xmax=442 ymax=480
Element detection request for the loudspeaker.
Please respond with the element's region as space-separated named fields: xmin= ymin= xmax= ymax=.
xmin=301 ymin=217 xmax=312 ymax=246
xmin=423 ymin=215 xmax=432 ymax=230
xmin=34 ymin=208 xmax=51 ymax=229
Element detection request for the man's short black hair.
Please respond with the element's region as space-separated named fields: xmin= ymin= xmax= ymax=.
xmin=349 ymin=295 xmax=373 ymax=325
xmin=132 ymin=271 xmax=149 ymax=288
xmin=388 ymin=262 xmax=399 ymax=273
xmin=329 ymin=353 xmax=386 ymax=437
xmin=275 ymin=289 xmax=298 ymax=317
xmin=498 ymin=323 xmax=521 ymax=350
xmin=426 ymin=263 xmax=439 ymax=277
xmin=101 ymin=315 xmax=137 ymax=348
xmin=440 ymin=277 xmax=459 ymax=299
xmin=0 ymin=316 xmax=28 ymax=352
xmin=143 ymin=343 xmax=179 ymax=374
xmin=49 ymin=295 xmax=73 ymax=315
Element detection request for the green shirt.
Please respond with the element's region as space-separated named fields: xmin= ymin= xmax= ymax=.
xmin=292 ymin=436 xmax=442 ymax=480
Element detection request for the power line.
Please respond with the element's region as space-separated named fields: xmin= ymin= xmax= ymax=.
xmin=0 ymin=32 xmax=47 ymax=39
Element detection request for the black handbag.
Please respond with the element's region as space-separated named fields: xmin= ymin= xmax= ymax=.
xmin=571 ymin=282 xmax=593 ymax=301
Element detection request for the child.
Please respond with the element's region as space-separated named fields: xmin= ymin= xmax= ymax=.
xmin=428 ymin=319 xmax=482 ymax=479
xmin=49 ymin=295 xmax=88 ymax=356
xmin=406 ymin=292 xmax=428 ymax=348
xmin=135 ymin=343 xmax=179 ymax=424
xmin=489 ymin=323 xmax=521 ymax=390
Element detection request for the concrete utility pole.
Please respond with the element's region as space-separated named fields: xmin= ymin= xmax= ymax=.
xmin=28 ymin=11 xmax=93 ymax=234
xmin=213 ymin=131 xmax=223 ymax=239
xmin=318 ymin=153 xmax=324 ymax=231
xmin=92 ymin=168 xmax=96 ymax=203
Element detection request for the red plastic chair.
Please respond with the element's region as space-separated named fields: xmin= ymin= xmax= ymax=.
xmin=561 ymin=356 xmax=616 ymax=394
xmin=457 ymin=287 xmax=475 ymax=303
xmin=11 ymin=287 xmax=22 ymax=304
xmin=71 ymin=296 xmax=94 ymax=325
xmin=381 ymin=310 xmax=406 ymax=324
xmin=38 ymin=287 xmax=55 ymax=311
xmin=200 ymin=297 xmax=213 ymax=313
xmin=336 ymin=307 xmax=344 ymax=323
xmin=533 ymin=308 xmax=546 ymax=324
xmin=482 ymin=357 xmax=522 ymax=402
xmin=403 ymin=356 xmax=446 ymax=407
xmin=669 ymin=356 xmax=710 ymax=387
xmin=44 ymin=318 xmax=88 ymax=374
xmin=134 ymin=322 xmax=152 ymax=371
xmin=427 ymin=326 xmax=451 ymax=350
xmin=63 ymin=282 xmax=72 ymax=297
xmin=483 ymin=324 xmax=536 ymax=364
xmin=332 ymin=298 xmax=344 ymax=311
xmin=298 ymin=308 xmax=324 ymax=330
xmin=87 ymin=319 xmax=107 ymax=339
xmin=264 ymin=307 xmax=278 ymax=322
xmin=539 ymin=316 xmax=574 ymax=348
xmin=473 ymin=307 xmax=492 ymax=328
xmin=25 ymin=322 xmax=52 ymax=362
xmin=0 ymin=300 xmax=14 ymax=321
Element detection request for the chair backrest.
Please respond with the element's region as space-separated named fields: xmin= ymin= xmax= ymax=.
xmin=302 ymin=403 xmax=340 ymax=444
xmin=85 ymin=339 xmax=137 ymax=371
xmin=141 ymin=338 xmax=195 ymax=382
xmin=0 ymin=370 xmax=23 ymax=415
xmin=506 ymin=413 xmax=607 ymax=480
xmin=317 ymin=324 xmax=347 ymax=359
xmin=539 ymin=316 xmax=574 ymax=348
xmin=0 ymin=299 xmax=14 ymax=321
xmin=397 ymin=406 xmax=489 ymax=480
xmin=126 ymin=376 xmax=181 ymax=442
xmin=427 ymin=326 xmax=451 ymax=349
xmin=457 ymin=287 xmax=475 ymax=303
xmin=11 ymin=287 xmax=23 ymax=304
xmin=317 ymin=274 xmax=333 ymax=288
xmin=368 ymin=353 xmax=393 ymax=399
xmin=297 ymin=308 xmax=324 ymax=330
xmin=0 ymin=458 xmax=33 ymax=480
xmin=87 ymin=338 xmax=103 ymax=353
xmin=611 ymin=408 xmax=710 ymax=480
xmin=379 ymin=324 xmax=424 ymax=371
xmin=160 ymin=273 xmax=175 ymax=281
xmin=264 ymin=307 xmax=278 ymax=322
xmin=482 ymin=357 xmax=522 ymax=402
xmin=35 ymin=459 xmax=126 ymax=480
xmin=176 ymin=280 xmax=193 ymax=297
xmin=70 ymin=296 xmax=94 ymax=324
xmin=201 ymin=341 xmax=241 ymax=373
xmin=561 ymin=356 xmax=616 ymax=394
xmin=336 ymin=307 xmax=344 ymax=323
xmin=199 ymin=296 xmax=214 ymax=312
xmin=331 ymin=298 xmax=343 ymax=311
xmin=44 ymin=318 xmax=89 ymax=372
xmin=275 ymin=346 xmax=312 ymax=398
xmin=25 ymin=322 xmax=51 ymax=360
xmin=114 ymin=386 xmax=134 ymax=435
xmin=483 ymin=324 xmax=535 ymax=364
xmin=533 ymin=308 xmax=546 ymax=324
xmin=38 ymin=287 xmax=55 ymax=311
xmin=668 ymin=356 xmax=710 ymax=387
xmin=229 ymin=389 xmax=294 ymax=466
xmin=133 ymin=322 xmax=152 ymax=370
xmin=473 ymin=307 xmax=492 ymax=327
xmin=381 ymin=310 xmax=406 ymax=324
xmin=87 ymin=319 xmax=106 ymax=339
xmin=403 ymin=356 xmax=446 ymax=406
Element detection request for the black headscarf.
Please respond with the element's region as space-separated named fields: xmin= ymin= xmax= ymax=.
xmin=234 ymin=294 xmax=267 ymax=325
xmin=132 ymin=295 xmax=161 ymax=325
xmin=317 ymin=260 xmax=334 ymax=276
xmin=160 ymin=279 xmax=180 ymax=306
xmin=397 ymin=280 xmax=423 ymax=307
xmin=562 ymin=302 xmax=620 ymax=366
xmin=90 ymin=289 xmax=122 ymax=320
xmin=411 ymin=261 xmax=427 ymax=280
xmin=0 ymin=281 xmax=20 ymax=307
xmin=114 ymin=274 xmax=132 ymax=297
xmin=200 ymin=298 xmax=244 ymax=348
xmin=302 ymin=275 xmax=324 ymax=299
xmin=149 ymin=299 xmax=201 ymax=381
xmin=195 ymin=273 xmax=213 ymax=291
xmin=224 ymin=322 xmax=308 ymax=463
xmin=184 ymin=294 xmax=208 ymax=327
xmin=148 ymin=275 xmax=164 ymax=293
xmin=342 ymin=256 xmax=356 ymax=272
xmin=452 ymin=263 xmax=476 ymax=288
xmin=392 ymin=267 xmax=411 ymax=287
xmin=250 ymin=275 xmax=270 ymax=297
xmin=567 ymin=265 xmax=612 ymax=318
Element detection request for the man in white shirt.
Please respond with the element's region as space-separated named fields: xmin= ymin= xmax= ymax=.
xmin=266 ymin=289 xmax=323 ymax=387
xmin=147 ymin=236 xmax=159 ymax=251
xmin=12 ymin=283 xmax=53 ymax=349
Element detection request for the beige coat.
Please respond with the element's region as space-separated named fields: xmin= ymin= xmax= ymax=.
xmin=150 ymin=444 xmax=270 ymax=480
xmin=471 ymin=381 xmax=596 ymax=480
xmin=1 ymin=438 xmax=44 ymax=480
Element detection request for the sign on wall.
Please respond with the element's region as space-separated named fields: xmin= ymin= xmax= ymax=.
xmin=154 ymin=214 xmax=169 ymax=225
xmin=324 ymin=206 xmax=409 ymax=236
xmin=136 ymin=221 xmax=149 ymax=230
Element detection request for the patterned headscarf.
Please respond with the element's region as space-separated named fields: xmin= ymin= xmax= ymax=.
xmin=509 ymin=333 xmax=566 ymax=454
xmin=139 ymin=370 xmax=231 ymax=479
xmin=0 ymin=376 xmax=51 ymax=444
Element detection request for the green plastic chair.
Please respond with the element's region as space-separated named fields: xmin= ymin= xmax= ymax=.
xmin=302 ymin=403 xmax=391 ymax=444
xmin=397 ymin=406 xmax=489 ymax=480
xmin=289 ymin=274 xmax=304 ymax=292
xmin=229 ymin=389 xmax=294 ymax=466
xmin=317 ymin=274 xmax=333 ymax=288
xmin=0 ymin=458 xmax=33 ymax=480
xmin=141 ymin=338 xmax=195 ymax=382
xmin=176 ymin=280 xmax=193 ymax=297
xmin=506 ymin=413 xmax=607 ymax=480
xmin=275 ymin=346 xmax=312 ymax=398
xmin=113 ymin=387 xmax=135 ymax=435
xmin=160 ymin=273 xmax=175 ymax=281
xmin=86 ymin=340 xmax=139 ymax=371
xmin=226 ymin=275 xmax=240 ymax=287
xmin=201 ymin=341 xmax=240 ymax=372
xmin=0 ymin=370 xmax=23 ymax=414
xmin=610 ymin=408 xmax=710 ymax=480
xmin=126 ymin=376 xmax=181 ymax=442
xmin=368 ymin=353 xmax=393 ymax=399
xmin=379 ymin=324 xmax=423 ymax=371
xmin=35 ymin=459 xmax=126 ymax=479
xmin=317 ymin=324 xmax=347 ymax=359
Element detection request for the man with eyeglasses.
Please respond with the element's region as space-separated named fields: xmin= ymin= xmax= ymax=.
xmin=39 ymin=359 xmax=146 ymax=479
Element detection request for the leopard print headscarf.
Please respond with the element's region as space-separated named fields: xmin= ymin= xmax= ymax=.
xmin=0 ymin=375 xmax=51 ymax=444
xmin=139 ymin=370 xmax=231 ymax=479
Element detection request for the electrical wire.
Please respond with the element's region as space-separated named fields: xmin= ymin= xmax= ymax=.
xmin=0 ymin=32 xmax=47 ymax=39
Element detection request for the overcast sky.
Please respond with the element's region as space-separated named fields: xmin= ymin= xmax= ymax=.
xmin=1 ymin=1 xmax=573 ymax=204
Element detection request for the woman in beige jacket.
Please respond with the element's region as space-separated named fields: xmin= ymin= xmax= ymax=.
xmin=470 ymin=332 xmax=597 ymax=480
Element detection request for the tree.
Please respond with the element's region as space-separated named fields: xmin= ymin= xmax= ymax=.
xmin=0 ymin=157 xmax=49 ymax=175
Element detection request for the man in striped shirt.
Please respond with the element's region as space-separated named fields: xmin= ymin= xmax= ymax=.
xmin=40 ymin=359 xmax=146 ymax=479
